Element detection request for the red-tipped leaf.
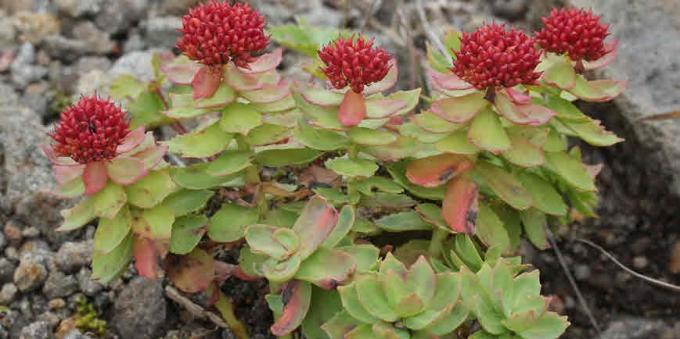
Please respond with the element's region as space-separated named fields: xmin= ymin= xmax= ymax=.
xmin=442 ymin=176 xmax=479 ymax=234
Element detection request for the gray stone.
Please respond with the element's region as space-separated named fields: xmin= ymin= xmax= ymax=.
xmin=21 ymin=82 xmax=52 ymax=117
xmin=63 ymin=329 xmax=95 ymax=339
xmin=42 ymin=271 xmax=78 ymax=299
xmin=0 ymin=11 xmax=16 ymax=49
xmin=490 ymin=0 xmax=529 ymax=21
xmin=74 ymin=57 xmax=111 ymax=74
xmin=112 ymin=278 xmax=167 ymax=339
xmin=0 ymin=283 xmax=18 ymax=304
xmin=141 ymin=16 xmax=182 ymax=49
xmin=10 ymin=43 xmax=47 ymax=87
xmin=155 ymin=0 xmax=200 ymax=16
xmin=95 ymin=0 xmax=149 ymax=34
xmin=601 ymin=317 xmax=679 ymax=339
xmin=19 ymin=321 xmax=52 ymax=339
xmin=72 ymin=22 xmax=115 ymax=55
xmin=0 ymin=105 xmax=69 ymax=246
xmin=0 ymin=82 xmax=18 ymax=107
xmin=54 ymin=0 xmax=104 ymax=17
xmin=569 ymin=0 xmax=680 ymax=196
xmin=55 ymin=241 xmax=92 ymax=273
xmin=19 ymin=240 xmax=53 ymax=266
xmin=109 ymin=49 xmax=168 ymax=83
xmin=0 ymin=258 xmax=15 ymax=281
xmin=13 ymin=256 xmax=48 ymax=292
xmin=123 ymin=31 xmax=146 ymax=53
xmin=0 ymin=232 xmax=6 ymax=252
xmin=76 ymin=268 xmax=104 ymax=296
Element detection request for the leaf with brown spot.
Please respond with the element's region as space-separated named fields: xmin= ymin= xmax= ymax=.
xmin=167 ymin=249 xmax=215 ymax=293
xmin=133 ymin=236 xmax=163 ymax=279
xmin=406 ymin=154 xmax=473 ymax=188
xmin=292 ymin=196 xmax=339 ymax=260
xmin=442 ymin=176 xmax=479 ymax=234
xmin=270 ymin=280 xmax=312 ymax=336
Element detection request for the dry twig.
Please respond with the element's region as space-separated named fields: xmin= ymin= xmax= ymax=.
xmin=165 ymin=285 xmax=229 ymax=328
xmin=414 ymin=0 xmax=448 ymax=57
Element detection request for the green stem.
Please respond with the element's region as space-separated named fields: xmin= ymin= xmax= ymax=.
xmin=428 ymin=229 xmax=449 ymax=258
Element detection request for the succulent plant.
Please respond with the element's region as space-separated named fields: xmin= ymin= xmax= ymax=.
xmin=322 ymin=254 xmax=468 ymax=338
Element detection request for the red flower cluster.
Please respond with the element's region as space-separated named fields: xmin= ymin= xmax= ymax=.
xmin=452 ymin=24 xmax=541 ymax=90
xmin=50 ymin=97 xmax=129 ymax=164
xmin=177 ymin=1 xmax=268 ymax=68
xmin=319 ymin=36 xmax=391 ymax=93
xmin=536 ymin=8 xmax=609 ymax=62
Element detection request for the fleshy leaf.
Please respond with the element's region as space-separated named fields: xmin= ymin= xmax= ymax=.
xmin=106 ymin=157 xmax=147 ymax=186
xmin=442 ymin=176 xmax=479 ymax=234
xmin=94 ymin=206 xmax=132 ymax=254
xmin=468 ymin=108 xmax=511 ymax=153
xmin=167 ymin=249 xmax=215 ymax=293
xmin=495 ymin=92 xmax=555 ymax=126
xmin=246 ymin=224 xmax=299 ymax=260
xmin=430 ymin=70 xmax=473 ymax=90
xmin=292 ymin=196 xmax=339 ymax=259
xmin=240 ymin=48 xmax=283 ymax=74
xmin=192 ymin=66 xmax=222 ymax=99
xmin=170 ymin=215 xmax=208 ymax=255
xmin=255 ymin=144 xmax=321 ymax=167
xmin=436 ymin=130 xmax=480 ymax=155
xmin=300 ymin=87 xmax=345 ymax=106
xmin=413 ymin=111 xmax=462 ymax=134
xmin=208 ymin=203 xmax=260 ymax=243
xmin=406 ymin=154 xmax=473 ymax=188
xmin=520 ymin=208 xmax=549 ymax=250
xmin=517 ymin=172 xmax=567 ymax=216
xmin=170 ymin=163 xmax=245 ymax=190
xmin=167 ymin=122 xmax=232 ymax=158
xmin=220 ymin=103 xmax=263 ymax=135
xmin=126 ymin=169 xmax=177 ymax=209
xmin=355 ymin=276 xmax=399 ymax=322
xmin=161 ymin=189 xmax=213 ymax=217
xmin=347 ymin=127 xmax=397 ymax=146
xmin=91 ymin=233 xmax=133 ymax=284
xmin=133 ymin=236 xmax=163 ymax=279
xmin=322 ymin=205 xmax=355 ymax=249
xmin=338 ymin=285 xmax=379 ymax=323
xmin=241 ymin=81 xmax=291 ymax=104
xmin=126 ymin=91 xmax=172 ymax=129
xmin=325 ymin=157 xmax=378 ymax=178
xmin=430 ymin=92 xmax=488 ymax=123
xmin=375 ymin=211 xmax=432 ymax=232
xmin=205 ymin=150 xmax=252 ymax=177
xmin=83 ymin=161 xmax=108 ymax=195
xmin=476 ymin=203 xmax=511 ymax=253
xmin=134 ymin=205 xmax=175 ymax=243
xmin=475 ymin=162 xmax=532 ymax=210
xmin=570 ymin=77 xmax=626 ymax=102
xmin=247 ymin=123 xmax=291 ymax=146
xmin=58 ymin=198 xmax=96 ymax=231
xmin=294 ymin=121 xmax=349 ymax=151
xmin=515 ymin=312 xmax=569 ymax=339
xmin=270 ymin=281 xmax=313 ymax=336
xmin=365 ymin=99 xmax=406 ymax=119
xmin=92 ymin=184 xmax=127 ymax=219
xmin=295 ymin=248 xmax=356 ymax=289
xmin=502 ymin=134 xmax=545 ymax=167
xmin=338 ymin=90 xmax=367 ymax=127
xmin=543 ymin=58 xmax=576 ymax=89
xmin=544 ymin=151 xmax=596 ymax=191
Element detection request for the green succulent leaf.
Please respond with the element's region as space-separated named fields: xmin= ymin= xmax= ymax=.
xmin=58 ymin=197 xmax=96 ymax=231
xmin=338 ymin=244 xmax=380 ymax=273
xmin=515 ymin=312 xmax=569 ymax=339
xmin=91 ymin=232 xmax=133 ymax=284
xmin=403 ymin=309 xmax=445 ymax=331
xmin=170 ymin=214 xmax=208 ymax=255
xmin=517 ymin=172 xmax=567 ymax=216
xmin=338 ymin=284 xmax=380 ymax=324
xmin=372 ymin=322 xmax=410 ymax=339
xmin=246 ymin=224 xmax=299 ymax=260
xmin=502 ymin=133 xmax=545 ymax=167
xmin=386 ymin=162 xmax=446 ymax=200
xmin=269 ymin=21 xmax=343 ymax=57
xmin=220 ymin=103 xmax=263 ymax=135
xmin=161 ymin=189 xmax=213 ymax=217
xmin=110 ymin=74 xmax=145 ymax=100
xmin=302 ymin=287 xmax=344 ymax=339
xmin=348 ymin=127 xmax=397 ymax=146
xmin=453 ymin=235 xmax=484 ymax=272
xmin=475 ymin=161 xmax=532 ymax=210
xmin=170 ymin=163 xmax=245 ymax=190
xmin=254 ymin=145 xmax=321 ymax=167
xmin=520 ymin=208 xmax=549 ymax=250
xmin=204 ymin=150 xmax=252 ymax=177
xmin=424 ymin=302 xmax=469 ymax=336
xmin=247 ymin=123 xmax=291 ymax=146
xmin=167 ymin=122 xmax=232 ymax=158
xmin=476 ymin=203 xmax=511 ymax=254
xmin=136 ymin=205 xmax=175 ymax=242
xmin=436 ymin=129 xmax=480 ymax=155
xmin=292 ymin=196 xmax=338 ymax=259
xmin=126 ymin=169 xmax=177 ymax=209
xmin=325 ymin=157 xmax=379 ymax=178
xmin=127 ymin=90 xmax=172 ymax=129
xmin=431 ymin=92 xmax=488 ymax=123
xmin=94 ymin=206 xmax=132 ymax=254
xmin=407 ymin=256 xmax=437 ymax=308
xmin=270 ymin=280 xmax=313 ymax=336
xmin=208 ymin=203 xmax=260 ymax=243
xmin=413 ymin=111 xmax=462 ymax=134
xmin=375 ymin=211 xmax=432 ymax=232
xmin=322 ymin=205 xmax=355 ymax=249
xmin=468 ymin=108 xmax=511 ymax=153
xmin=294 ymin=121 xmax=349 ymax=151
xmin=544 ymin=151 xmax=596 ymax=191
xmin=429 ymin=272 xmax=461 ymax=311
xmin=295 ymin=247 xmax=356 ymax=289
xmin=321 ymin=310 xmax=364 ymax=339
xmin=165 ymin=92 xmax=209 ymax=119
xmin=261 ymin=256 xmax=302 ymax=282
xmin=355 ymin=275 xmax=400 ymax=322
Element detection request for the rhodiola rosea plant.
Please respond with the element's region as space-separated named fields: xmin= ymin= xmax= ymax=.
xmin=43 ymin=1 xmax=624 ymax=337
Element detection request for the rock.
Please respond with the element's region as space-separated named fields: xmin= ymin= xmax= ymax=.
xmin=490 ymin=0 xmax=529 ymax=21
xmin=123 ymin=31 xmax=146 ymax=53
xmin=632 ymin=256 xmax=648 ymax=270
xmin=55 ymin=241 xmax=92 ymax=273
xmin=95 ymin=0 xmax=149 ymax=34
xmin=47 ymin=298 xmax=66 ymax=310
xmin=0 ymin=104 xmax=70 ymax=246
xmin=63 ymin=329 xmax=95 ymax=339
xmin=74 ymin=57 xmax=111 ymax=74
xmin=574 ymin=264 xmax=591 ymax=281
xmin=54 ymin=0 xmax=104 ymax=17
xmin=10 ymin=42 xmax=47 ymax=87
xmin=112 ymin=278 xmax=167 ymax=339
xmin=43 ymin=36 xmax=89 ymax=62
xmin=12 ymin=11 xmax=60 ymax=44
xmin=0 ymin=11 xmax=16 ymax=48
xmin=4 ymin=246 xmax=20 ymax=261
xmin=4 ymin=220 xmax=23 ymax=244
xmin=568 ymin=0 xmax=680 ymax=196
xmin=19 ymin=240 xmax=53 ymax=266
xmin=76 ymin=268 xmax=104 ymax=297
xmin=72 ymin=22 xmax=115 ymax=55
xmin=0 ymin=81 xmax=18 ymax=106
xmin=22 ymin=82 xmax=52 ymax=117
xmin=19 ymin=321 xmax=52 ymax=339
xmin=601 ymin=317 xmax=679 ymax=339
xmin=13 ymin=256 xmax=48 ymax=292
xmin=0 ymin=283 xmax=18 ymax=304
xmin=155 ymin=0 xmax=201 ymax=16
xmin=0 ymin=232 xmax=5 ymax=252
xmin=0 ymin=258 xmax=15 ymax=281
xmin=141 ymin=16 xmax=182 ymax=49
xmin=42 ymin=272 xmax=78 ymax=299
xmin=109 ymin=49 xmax=167 ymax=82
xmin=21 ymin=226 xmax=40 ymax=238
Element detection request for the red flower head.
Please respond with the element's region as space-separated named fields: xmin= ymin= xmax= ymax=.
xmin=50 ymin=97 xmax=129 ymax=164
xmin=536 ymin=8 xmax=609 ymax=62
xmin=452 ymin=24 xmax=541 ymax=90
xmin=177 ymin=1 xmax=268 ymax=68
xmin=318 ymin=36 xmax=392 ymax=93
